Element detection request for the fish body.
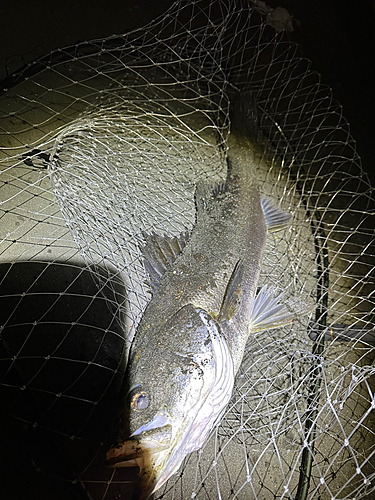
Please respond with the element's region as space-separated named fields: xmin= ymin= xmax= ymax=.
xmin=106 ymin=101 xmax=303 ymax=496
xmin=136 ymin=136 xmax=269 ymax=371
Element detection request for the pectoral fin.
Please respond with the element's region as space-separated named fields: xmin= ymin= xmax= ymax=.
xmin=249 ymin=285 xmax=311 ymax=332
xmin=218 ymin=260 xmax=244 ymax=322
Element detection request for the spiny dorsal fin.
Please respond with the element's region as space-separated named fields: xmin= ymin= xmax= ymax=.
xmin=195 ymin=181 xmax=226 ymax=213
xmin=218 ymin=260 xmax=244 ymax=322
xmin=142 ymin=231 xmax=189 ymax=292
xmin=212 ymin=181 xmax=226 ymax=199
xmin=260 ymin=196 xmax=291 ymax=232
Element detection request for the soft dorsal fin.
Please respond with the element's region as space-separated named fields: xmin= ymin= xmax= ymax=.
xmin=218 ymin=260 xmax=244 ymax=322
xmin=142 ymin=231 xmax=189 ymax=291
xmin=260 ymin=196 xmax=291 ymax=232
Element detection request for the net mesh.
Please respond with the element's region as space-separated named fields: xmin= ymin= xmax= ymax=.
xmin=1 ymin=1 xmax=374 ymax=499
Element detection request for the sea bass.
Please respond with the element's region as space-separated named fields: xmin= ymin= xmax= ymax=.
xmin=106 ymin=98 xmax=306 ymax=497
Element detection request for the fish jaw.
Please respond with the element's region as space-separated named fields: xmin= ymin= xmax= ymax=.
xmin=106 ymin=424 xmax=175 ymax=498
xmin=106 ymin=423 xmax=172 ymax=468
xmin=106 ymin=420 xmax=187 ymax=495
xmin=106 ymin=406 xmax=221 ymax=494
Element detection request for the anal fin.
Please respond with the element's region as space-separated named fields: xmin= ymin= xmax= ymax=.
xmin=261 ymin=196 xmax=291 ymax=232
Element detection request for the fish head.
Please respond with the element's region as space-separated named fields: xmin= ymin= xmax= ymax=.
xmin=106 ymin=304 xmax=234 ymax=495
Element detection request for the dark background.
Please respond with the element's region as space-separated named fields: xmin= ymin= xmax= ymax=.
xmin=0 ymin=0 xmax=374 ymax=181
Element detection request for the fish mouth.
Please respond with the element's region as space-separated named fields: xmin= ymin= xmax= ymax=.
xmin=106 ymin=424 xmax=174 ymax=498
xmin=106 ymin=424 xmax=172 ymax=469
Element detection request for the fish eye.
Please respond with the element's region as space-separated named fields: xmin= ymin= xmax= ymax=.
xmin=131 ymin=391 xmax=149 ymax=411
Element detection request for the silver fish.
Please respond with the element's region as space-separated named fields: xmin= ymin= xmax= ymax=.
xmin=106 ymin=100 xmax=307 ymax=497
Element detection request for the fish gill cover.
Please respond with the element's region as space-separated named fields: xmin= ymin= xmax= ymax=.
xmin=0 ymin=1 xmax=374 ymax=499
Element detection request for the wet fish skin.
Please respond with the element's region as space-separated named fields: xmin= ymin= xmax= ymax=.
xmin=106 ymin=101 xmax=300 ymax=496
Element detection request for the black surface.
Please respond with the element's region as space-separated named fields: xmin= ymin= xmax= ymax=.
xmin=286 ymin=0 xmax=375 ymax=184
xmin=0 ymin=262 xmax=127 ymax=499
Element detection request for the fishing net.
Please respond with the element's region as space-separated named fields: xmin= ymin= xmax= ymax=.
xmin=1 ymin=1 xmax=374 ymax=499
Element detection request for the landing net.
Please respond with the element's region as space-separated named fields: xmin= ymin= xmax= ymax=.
xmin=0 ymin=1 xmax=374 ymax=499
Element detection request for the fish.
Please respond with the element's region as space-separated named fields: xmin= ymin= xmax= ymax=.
xmin=106 ymin=95 xmax=308 ymax=497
